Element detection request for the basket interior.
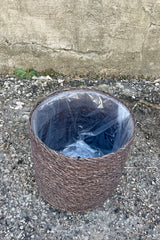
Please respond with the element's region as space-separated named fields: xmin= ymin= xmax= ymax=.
xmin=31 ymin=89 xmax=135 ymax=158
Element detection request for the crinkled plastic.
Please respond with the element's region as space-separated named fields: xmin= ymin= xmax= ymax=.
xmin=60 ymin=140 xmax=103 ymax=158
xmin=31 ymin=89 xmax=135 ymax=158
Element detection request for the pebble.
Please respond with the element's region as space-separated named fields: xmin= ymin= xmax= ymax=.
xmin=15 ymin=101 xmax=24 ymax=109
xmin=22 ymin=114 xmax=29 ymax=120
xmin=58 ymin=79 xmax=64 ymax=84
xmin=116 ymin=82 xmax=124 ymax=89
xmin=32 ymin=75 xmax=52 ymax=81
xmin=154 ymin=78 xmax=160 ymax=83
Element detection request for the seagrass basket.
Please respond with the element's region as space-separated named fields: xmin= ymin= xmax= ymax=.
xmin=29 ymin=88 xmax=135 ymax=212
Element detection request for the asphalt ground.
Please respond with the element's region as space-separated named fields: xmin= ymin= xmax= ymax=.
xmin=0 ymin=75 xmax=160 ymax=240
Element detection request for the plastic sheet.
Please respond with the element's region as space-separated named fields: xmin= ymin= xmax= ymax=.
xmin=31 ymin=89 xmax=135 ymax=158
xmin=60 ymin=140 xmax=103 ymax=158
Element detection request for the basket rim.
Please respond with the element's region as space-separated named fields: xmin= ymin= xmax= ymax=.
xmin=29 ymin=87 xmax=136 ymax=162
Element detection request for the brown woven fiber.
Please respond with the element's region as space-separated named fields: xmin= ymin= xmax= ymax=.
xmin=29 ymin=88 xmax=136 ymax=212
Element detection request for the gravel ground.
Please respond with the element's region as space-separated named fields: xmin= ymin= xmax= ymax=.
xmin=0 ymin=75 xmax=160 ymax=240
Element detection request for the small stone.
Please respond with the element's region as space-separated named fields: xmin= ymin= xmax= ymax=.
xmin=32 ymin=215 xmax=38 ymax=220
xmin=83 ymin=237 xmax=89 ymax=240
xmin=116 ymin=82 xmax=124 ymax=89
xmin=58 ymin=79 xmax=64 ymax=84
xmin=154 ymin=78 xmax=160 ymax=83
xmin=15 ymin=101 xmax=24 ymax=109
xmin=32 ymin=76 xmax=38 ymax=80
xmin=32 ymin=75 xmax=52 ymax=80
xmin=97 ymin=84 xmax=109 ymax=92
xmin=44 ymin=75 xmax=52 ymax=80
xmin=42 ymin=81 xmax=47 ymax=87
xmin=22 ymin=115 xmax=29 ymax=120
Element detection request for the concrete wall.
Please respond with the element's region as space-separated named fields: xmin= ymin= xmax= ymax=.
xmin=0 ymin=0 xmax=160 ymax=77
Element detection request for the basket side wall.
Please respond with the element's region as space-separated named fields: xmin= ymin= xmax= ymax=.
xmin=30 ymin=129 xmax=131 ymax=212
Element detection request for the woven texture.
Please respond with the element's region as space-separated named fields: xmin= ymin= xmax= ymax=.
xmin=29 ymin=88 xmax=135 ymax=212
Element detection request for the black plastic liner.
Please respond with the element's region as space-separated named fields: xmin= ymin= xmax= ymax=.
xmin=31 ymin=89 xmax=135 ymax=158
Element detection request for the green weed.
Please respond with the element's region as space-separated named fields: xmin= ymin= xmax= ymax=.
xmin=14 ymin=68 xmax=38 ymax=79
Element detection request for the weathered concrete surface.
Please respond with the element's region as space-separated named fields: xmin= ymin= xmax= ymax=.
xmin=0 ymin=0 xmax=160 ymax=77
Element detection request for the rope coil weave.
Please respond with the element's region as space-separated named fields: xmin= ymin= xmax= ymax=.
xmin=29 ymin=88 xmax=136 ymax=212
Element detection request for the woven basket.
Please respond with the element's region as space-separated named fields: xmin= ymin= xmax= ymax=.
xmin=29 ymin=88 xmax=135 ymax=212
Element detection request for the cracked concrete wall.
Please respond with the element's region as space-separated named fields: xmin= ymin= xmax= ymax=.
xmin=0 ymin=0 xmax=160 ymax=77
